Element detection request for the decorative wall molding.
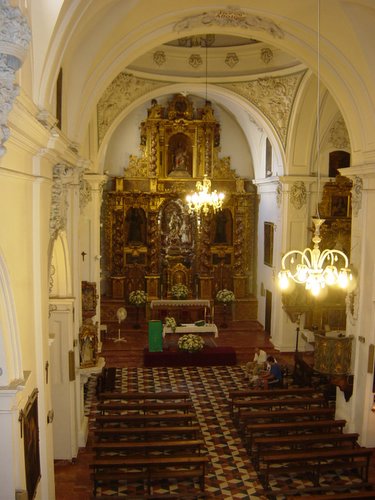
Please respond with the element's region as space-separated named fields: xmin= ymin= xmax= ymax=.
xmin=261 ymin=47 xmax=273 ymax=64
xmin=290 ymin=180 xmax=307 ymax=209
xmin=225 ymin=52 xmax=239 ymax=68
xmin=188 ymin=53 xmax=203 ymax=68
xmin=79 ymin=175 xmax=92 ymax=211
xmin=153 ymin=50 xmax=166 ymax=66
xmin=0 ymin=0 xmax=31 ymax=155
xmin=328 ymin=115 xmax=350 ymax=150
xmin=97 ymin=73 xmax=165 ymax=145
xmin=351 ymin=175 xmax=363 ymax=217
xmin=50 ymin=164 xmax=74 ymax=241
xmin=276 ymin=181 xmax=282 ymax=207
xmin=174 ymin=7 xmax=284 ymax=39
xmin=220 ymin=71 xmax=306 ymax=148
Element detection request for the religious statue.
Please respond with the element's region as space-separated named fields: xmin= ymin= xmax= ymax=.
xmin=167 ymin=212 xmax=182 ymax=247
xmin=173 ymin=143 xmax=188 ymax=171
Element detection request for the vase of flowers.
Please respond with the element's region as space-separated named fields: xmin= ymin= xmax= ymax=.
xmin=216 ymin=289 xmax=235 ymax=328
xmin=178 ymin=334 xmax=204 ymax=353
xmin=165 ymin=316 xmax=177 ymax=333
xmin=171 ymin=283 xmax=189 ymax=300
xmin=128 ymin=289 xmax=147 ymax=328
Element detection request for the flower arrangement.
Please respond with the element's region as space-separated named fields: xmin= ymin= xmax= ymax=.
xmin=216 ymin=289 xmax=235 ymax=304
xmin=178 ymin=334 xmax=204 ymax=353
xmin=128 ymin=289 xmax=147 ymax=306
xmin=165 ymin=316 xmax=177 ymax=331
xmin=171 ymin=283 xmax=189 ymax=299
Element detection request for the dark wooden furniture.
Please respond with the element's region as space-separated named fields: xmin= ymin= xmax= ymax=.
xmin=90 ymin=455 xmax=210 ymax=496
xmin=260 ymin=446 xmax=372 ymax=489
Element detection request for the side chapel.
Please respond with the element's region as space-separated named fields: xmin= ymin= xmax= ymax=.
xmin=101 ymin=94 xmax=258 ymax=323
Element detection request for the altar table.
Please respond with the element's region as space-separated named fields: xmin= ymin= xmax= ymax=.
xmin=162 ymin=323 xmax=218 ymax=338
xmin=150 ymin=299 xmax=212 ymax=323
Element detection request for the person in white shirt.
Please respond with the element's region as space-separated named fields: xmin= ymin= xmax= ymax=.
xmin=245 ymin=347 xmax=267 ymax=379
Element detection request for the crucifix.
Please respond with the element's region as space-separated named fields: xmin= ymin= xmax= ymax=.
xmin=81 ymin=251 xmax=87 ymax=261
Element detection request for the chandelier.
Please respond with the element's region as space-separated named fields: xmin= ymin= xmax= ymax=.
xmin=185 ymin=35 xmax=225 ymax=217
xmin=278 ymin=218 xmax=352 ymax=297
xmin=186 ymin=174 xmax=224 ymax=216
xmin=278 ymin=0 xmax=352 ymax=297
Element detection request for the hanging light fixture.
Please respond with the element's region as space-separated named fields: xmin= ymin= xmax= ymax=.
xmin=186 ymin=174 xmax=225 ymax=216
xmin=186 ymin=35 xmax=225 ymax=217
xmin=278 ymin=0 xmax=352 ymax=297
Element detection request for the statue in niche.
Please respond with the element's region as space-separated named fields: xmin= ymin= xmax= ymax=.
xmin=169 ymin=133 xmax=192 ymax=177
xmin=214 ymin=211 xmax=228 ymax=243
xmin=174 ymin=142 xmax=188 ymax=171
xmin=126 ymin=208 xmax=144 ymax=245
xmin=167 ymin=211 xmax=182 ymax=247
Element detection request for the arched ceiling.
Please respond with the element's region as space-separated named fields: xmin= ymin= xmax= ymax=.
xmin=37 ymin=1 xmax=375 ymax=168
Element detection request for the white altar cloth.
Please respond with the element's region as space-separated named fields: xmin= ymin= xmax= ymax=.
xmin=151 ymin=299 xmax=211 ymax=308
xmin=162 ymin=323 xmax=218 ymax=338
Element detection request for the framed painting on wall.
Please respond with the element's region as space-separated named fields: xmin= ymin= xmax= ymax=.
xmin=23 ymin=389 xmax=41 ymax=500
xmin=264 ymin=222 xmax=274 ymax=267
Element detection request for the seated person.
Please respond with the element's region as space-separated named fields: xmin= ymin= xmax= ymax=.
xmin=257 ymin=356 xmax=283 ymax=388
xmin=245 ymin=347 xmax=267 ymax=379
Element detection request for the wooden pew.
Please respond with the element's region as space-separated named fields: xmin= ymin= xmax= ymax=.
xmin=244 ymin=418 xmax=347 ymax=449
xmin=90 ymin=493 xmax=208 ymax=500
xmin=93 ymin=438 xmax=204 ymax=456
xmin=98 ymin=390 xmax=191 ymax=402
xmin=95 ymin=412 xmax=196 ymax=427
xmin=288 ymin=492 xmax=375 ymax=499
xmin=237 ymin=406 xmax=335 ymax=430
xmin=232 ymin=396 xmax=327 ymax=423
xmin=252 ymin=431 xmax=360 ymax=470
xmin=259 ymin=446 xmax=373 ymax=489
xmin=94 ymin=424 xmax=202 ymax=441
xmin=90 ymin=454 xmax=210 ymax=496
xmin=97 ymin=401 xmax=193 ymax=415
xmin=264 ymin=482 xmax=375 ymax=499
xmin=228 ymin=387 xmax=320 ymax=413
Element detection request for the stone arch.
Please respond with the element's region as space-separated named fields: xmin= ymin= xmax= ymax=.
xmin=0 ymin=248 xmax=23 ymax=386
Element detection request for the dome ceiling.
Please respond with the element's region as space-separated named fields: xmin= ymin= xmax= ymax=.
xmin=127 ymin=34 xmax=303 ymax=81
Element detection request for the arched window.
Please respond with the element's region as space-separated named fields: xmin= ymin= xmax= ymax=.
xmin=265 ymin=138 xmax=272 ymax=177
xmin=329 ymin=150 xmax=350 ymax=177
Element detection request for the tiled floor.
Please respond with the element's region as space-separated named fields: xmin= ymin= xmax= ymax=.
xmin=54 ymin=320 xmax=375 ymax=499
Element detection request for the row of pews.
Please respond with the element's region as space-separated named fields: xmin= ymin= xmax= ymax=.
xmin=229 ymin=386 xmax=375 ymax=498
xmin=90 ymin=381 xmax=209 ymax=499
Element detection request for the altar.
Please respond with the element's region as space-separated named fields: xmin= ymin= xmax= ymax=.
xmin=162 ymin=323 xmax=218 ymax=338
xmin=150 ymin=299 xmax=212 ymax=323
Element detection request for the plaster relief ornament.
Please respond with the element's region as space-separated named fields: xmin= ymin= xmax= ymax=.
xmin=174 ymin=7 xmax=284 ymax=39
xmin=290 ymin=181 xmax=307 ymax=210
xmin=0 ymin=0 xmax=31 ymax=155
xmin=153 ymin=50 xmax=166 ymax=66
xmin=225 ymin=52 xmax=239 ymax=68
xmin=351 ymin=176 xmax=362 ymax=217
xmin=221 ymin=71 xmax=305 ymax=147
xmin=261 ymin=47 xmax=273 ymax=64
xmin=97 ymin=73 xmax=165 ymax=145
xmin=329 ymin=115 xmax=350 ymax=150
xmin=189 ymin=53 xmax=203 ymax=68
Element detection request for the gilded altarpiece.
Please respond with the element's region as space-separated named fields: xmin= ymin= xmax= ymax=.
xmin=101 ymin=94 xmax=257 ymax=324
